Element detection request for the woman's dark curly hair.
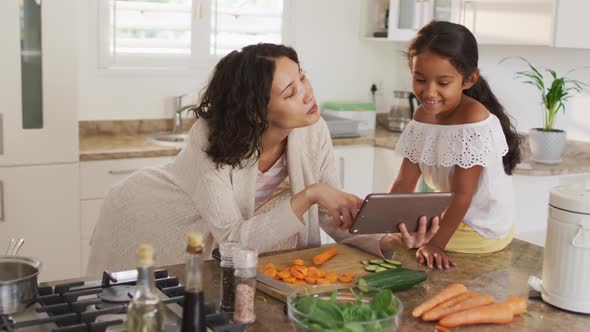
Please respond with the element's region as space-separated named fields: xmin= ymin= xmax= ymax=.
xmin=193 ymin=43 xmax=299 ymax=169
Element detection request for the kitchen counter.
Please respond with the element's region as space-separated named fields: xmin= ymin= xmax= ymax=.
xmin=79 ymin=119 xmax=590 ymax=176
xmin=153 ymin=239 xmax=586 ymax=331
xmin=78 ymin=124 xmax=401 ymax=161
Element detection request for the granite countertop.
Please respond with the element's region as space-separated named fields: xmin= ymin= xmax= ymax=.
xmin=79 ymin=119 xmax=590 ymax=176
xmin=154 ymin=239 xmax=588 ymax=332
xmin=78 ymin=120 xmax=401 ymax=161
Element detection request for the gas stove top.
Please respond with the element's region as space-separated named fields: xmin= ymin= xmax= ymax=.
xmin=0 ymin=269 xmax=244 ymax=332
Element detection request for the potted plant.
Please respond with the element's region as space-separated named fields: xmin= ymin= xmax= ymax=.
xmin=504 ymin=57 xmax=586 ymax=164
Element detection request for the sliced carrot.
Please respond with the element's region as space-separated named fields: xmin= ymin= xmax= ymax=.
xmin=340 ymin=272 xmax=356 ymax=279
xmin=263 ymin=263 xmax=276 ymax=271
xmin=422 ymin=294 xmax=495 ymax=321
xmin=293 ymin=279 xmax=306 ymax=285
xmin=263 ymin=269 xmax=277 ymax=278
xmin=317 ymin=269 xmax=327 ymax=278
xmin=326 ymin=275 xmax=339 ymax=283
xmin=292 ymin=259 xmax=305 ymax=266
xmin=304 ymin=277 xmax=317 ymax=285
xmin=501 ymin=296 xmax=527 ymax=316
xmin=338 ymin=275 xmax=354 ymax=283
xmin=412 ymin=283 xmax=468 ymax=318
xmin=283 ymin=276 xmax=296 ymax=283
xmin=439 ymin=303 xmax=514 ymax=328
xmin=290 ymin=268 xmax=305 ymax=280
xmin=326 ymin=270 xmax=338 ymax=277
xmin=307 ymin=267 xmax=320 ymax=279
xmin=312 ymin=247 xmax=339 ymax=265
xmin=293 ymin=265 xmax=308 ymax=276
xmin=276 ymin=270 xmax=291 ymax=280
xmin=316 ymin=278 xmax=331 ymax=285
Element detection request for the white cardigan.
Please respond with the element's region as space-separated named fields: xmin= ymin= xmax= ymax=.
xmin=87 ymin=119 xmax=386 ymax=275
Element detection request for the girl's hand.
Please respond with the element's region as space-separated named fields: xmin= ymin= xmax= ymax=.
xmin=416 ymin=243 xmax=456 ymax=270
xmin=389 ymin=216 xmax=440 ymax=249
xmin=307 ymin=183 xmax=364 ymax=230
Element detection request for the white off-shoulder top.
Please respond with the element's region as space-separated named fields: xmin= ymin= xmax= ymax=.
xmin=395 ymin=114 xmax=514 ymax=238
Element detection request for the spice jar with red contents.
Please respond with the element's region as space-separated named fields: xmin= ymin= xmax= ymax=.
xmin=232 ymin=248 xmax=258 ymax=324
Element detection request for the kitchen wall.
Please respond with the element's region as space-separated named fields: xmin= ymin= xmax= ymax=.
xmin=75 ymin=0 xmax=590 ymax=141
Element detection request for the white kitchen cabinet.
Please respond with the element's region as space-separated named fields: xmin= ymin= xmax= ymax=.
xmin=320 ymin=145 xmax=375 ymax=244
xmin=79 ymin=156 xmax=172 ymax=273
xmin=372 ymin=147 xmax=404 ymax=193
xmin=0 ymin=0 xmax=80 ymax=282
xmin=0 ymin=164 xmax=80 ymax=282
xmin=388 ymin=0 xmax=461 ymax=41
xmin=333 ymin=145 xmax=375 ymax=199
xmin=0 ymin=0 xmax=79 ymax=167
xmin=361 ymin=0 xmax=564 ymax=47
xmin=461 ymin=0 xmax=554 ymax=46
xmin=553 ymin=0 xmax=590 ymax=49
xmin=361 ymin=0 xmax=461 ymax=41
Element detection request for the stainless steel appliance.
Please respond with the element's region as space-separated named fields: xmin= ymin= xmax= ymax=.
xmin=0 ymin=269 xmax=245 ymax=332
xmin=381 ymin=90 xmax=419 ymax=132
xmin=0 ymin=257 xmax=41 ymax=315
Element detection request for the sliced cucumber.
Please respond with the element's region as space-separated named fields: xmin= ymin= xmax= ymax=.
xmin=374 ymin=266 xmax=388 ymax=273
xmin=369 ymin=259 xmax=385 ymax=265
xmin=361 ymin=259 xmax=369 ymax=265
xmin=384 ymin=259 xmax=402 ymax=266
xmin=379 ymin=263 xmax=399 ymax=269
xmin=364 ymin=265 xmax=380 ymax=272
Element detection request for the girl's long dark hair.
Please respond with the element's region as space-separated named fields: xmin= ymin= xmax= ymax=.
xmin=408 ymin=21 xmax=522 ymax=174
xmin=193 ymin=43 xmax=299 ymax=169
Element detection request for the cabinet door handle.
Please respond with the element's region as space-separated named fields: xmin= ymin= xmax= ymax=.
xmin=339 ymin=157 xmax=345 ymax=188
xmin=108 ymin=169 xmax=137 ymax=175
xmin=0 ymin=181 xmax=4 ymax=222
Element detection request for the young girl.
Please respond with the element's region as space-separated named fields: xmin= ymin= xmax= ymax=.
xmin=390 ymin=21 xmax=522 ymax=270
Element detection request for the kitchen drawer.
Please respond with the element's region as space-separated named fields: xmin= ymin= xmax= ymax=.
xmin=80 ymin=157 xmax=171 ymax=199
xmin=81 ymin=198 xmax=103 ymax=241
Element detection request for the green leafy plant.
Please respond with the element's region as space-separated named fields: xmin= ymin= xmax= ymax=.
xmin=501 ymin=56 xmax=587 ymax=131
xmin=293 ymin=288 xmax=398 ymax=331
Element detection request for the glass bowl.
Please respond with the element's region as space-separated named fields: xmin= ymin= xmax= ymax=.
xmin=287 ymin=285 xmax=403 ymax=332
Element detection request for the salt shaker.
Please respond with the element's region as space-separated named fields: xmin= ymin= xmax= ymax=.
xmin=218 ymin=241 xmax=239 ymax=312
xmin=233 ymin=248 xmax=258 ymax=324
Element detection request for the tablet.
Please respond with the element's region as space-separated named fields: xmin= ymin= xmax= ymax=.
xmin=349 ymin=192 xmax=453 ymax=234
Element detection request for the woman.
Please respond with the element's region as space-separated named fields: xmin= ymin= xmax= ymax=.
xmin=87 ymin=44 xmax=438 ymax=274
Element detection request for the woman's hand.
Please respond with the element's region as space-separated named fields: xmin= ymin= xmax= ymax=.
xmin=416 ymin=243 xmax=456 ymax=270
xmin=389 ymin=216 xmax=440 ymax=249
xmin=306 ymin=183 xmax=364 ymax=230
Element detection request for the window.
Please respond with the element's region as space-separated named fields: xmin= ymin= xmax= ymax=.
xmin=210 ymin=0 xmax=283 ymax=56
xmin=97 ymin=0 xmax=286 ymax=68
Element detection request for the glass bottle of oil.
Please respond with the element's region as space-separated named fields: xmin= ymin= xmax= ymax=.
xmin=181 ymin=232 xmax=206 ymax=332
xmin=127 ymin=244 xmax=165 ymax=332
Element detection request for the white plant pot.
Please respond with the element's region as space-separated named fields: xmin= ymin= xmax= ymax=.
xmin=529 ymin=128 xmax=567 ymax=164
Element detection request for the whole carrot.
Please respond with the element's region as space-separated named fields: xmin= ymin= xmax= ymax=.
xmin=502 ymin=296 xmax=527 ymax=316
xmin=422 ymin=294 xmax=495 ymax=321
xmin=312 ymin=247 xmax=338 ymax=265
xmin=439 ymin=303 xmax=514 ymax=328
xmin=427 ymin=291 xmax=478 ymax=312
xmin=412 ymin=283 xmax=468 ymax=318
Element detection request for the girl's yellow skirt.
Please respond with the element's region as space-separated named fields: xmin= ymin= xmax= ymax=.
xmin=445 ymin=223 xmax=514 ymax=254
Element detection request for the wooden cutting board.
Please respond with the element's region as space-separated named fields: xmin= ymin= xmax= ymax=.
xmin=256 ymin=243 xmax=379 ymax=302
